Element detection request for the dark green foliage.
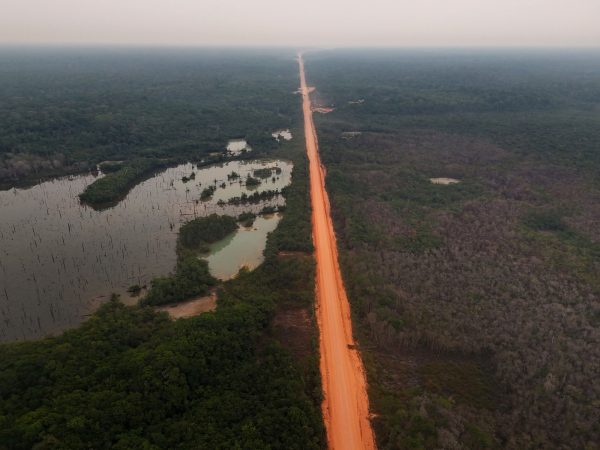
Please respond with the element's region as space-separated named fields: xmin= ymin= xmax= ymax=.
xmin=127 ymin=284 xmax=142 ymax=296
xmin=0 ymin=122 xmax=324 ymax=449
xmin=79 ymin=158 xmax=169 ymax=207
xmin=264 ymin=137 xmax=314 ymax=255
xmin=253 ymin=167 xmax=281 ymax=179
xmin=98 ymin=161 xmax=124 ymax=173
xmin=419 ymin=362 xmax=494 ymax=409
xmin=0 ymin=48 xmax=300 ymax=187
xmin=142 ymin=215 xmax=237 ymax=306
xmin=0 ymin=290 xmax=322 ymax=449
xmin=391 ymin=178 xmax=483 ymax=212
xmin=523 ymin=209 xmax=568 ymax=232
xmin=393 ymin=226 xmax=443 ymax=253
xmin=307 ymin=49 xmax=600 ymax=173
xmin=227 ymin=189 xmax=280 ymax=205
xmin=200 ymin=185 xmax=216 ymax=200
xmin=246 ymin=175 xmax=261 ymax=187
xmin=141 ymin=257 xmax=216 ymax=307
xmin=178 ymin=214 xmax=238 ymax=253
xmin=238 ymin=212 xmax=257 ymax=227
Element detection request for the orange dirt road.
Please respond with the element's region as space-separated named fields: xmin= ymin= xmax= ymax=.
xmin=298 ymin=53 xmax=376 ymax=450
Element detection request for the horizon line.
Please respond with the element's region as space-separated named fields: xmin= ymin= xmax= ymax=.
xmin=1 ymin=42 xmax=600 ymax=50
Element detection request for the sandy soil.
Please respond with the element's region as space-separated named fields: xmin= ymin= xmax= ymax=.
xmin=156 ymin=291 xmax=217 ymax=319
xmin=298 ymin=53 xmax=376 ymax=450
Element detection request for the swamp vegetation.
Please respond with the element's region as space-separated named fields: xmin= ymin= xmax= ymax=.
xmin=0 ymin=49 xmax=325 ymax=448
xmin=142 ymin=214 xmax=238 ymax=307
xmin=0 ymin=158 xmax=293 ymax=341
xmin=79 ymin=158 xmax=172 ymax=207
xmin=0 ymin=119 xmax=325 ymax=448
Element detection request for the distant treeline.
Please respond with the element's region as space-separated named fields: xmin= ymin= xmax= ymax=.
xmin=0 ymin=48 xmax=299 ymax=186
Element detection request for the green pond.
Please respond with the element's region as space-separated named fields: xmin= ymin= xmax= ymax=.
xmin=203 ymin=213 xmax=282 ymax=280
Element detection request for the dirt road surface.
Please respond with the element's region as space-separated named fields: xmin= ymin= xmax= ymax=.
xmin=298 ymin=53 xmax=376 ymax=450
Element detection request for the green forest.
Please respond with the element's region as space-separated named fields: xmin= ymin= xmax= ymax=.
xmin=141 ymin=215 xmax=238 ymax=307
xmin=0 ymin=46 xmax=324 ymax=448
xmin=178 ymin=214 xmax=239 ymax=254
xmin=79 ymin=158 xmax=172 ymax=207
xmin=0 ymin=129 xmax=323 ymax=449
xmin=306 ymin=49 xmax=600 ymax=449
xmin=3 ymin=46 xmax=600 ymax=449
xmin=0 ymin=47 xmax=298 ymax=188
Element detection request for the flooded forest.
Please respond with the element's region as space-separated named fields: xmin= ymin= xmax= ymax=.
xmin=0 ymin=48 xmax=325 ymax=449
xmin=0 ymin=48 xmax=302 ymax=341
xmin=1 ymin=157 xmax=292 ymax=340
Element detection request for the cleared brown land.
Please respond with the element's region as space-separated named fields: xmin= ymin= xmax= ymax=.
xmin=156 ymin=291 xmax=217 ymax=319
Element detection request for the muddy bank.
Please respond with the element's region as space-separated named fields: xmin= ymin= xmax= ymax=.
xmin=156 ymin=291 xmax=217 ymax=319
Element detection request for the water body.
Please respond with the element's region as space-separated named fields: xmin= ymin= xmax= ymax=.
xmin=226 ymin=139 xmax=252 ymax=156
xmin=0 ymin=159 xmax=292 ymax=342
xmin=204 ymin=213 xmax=281 ymax=280
xmin=430 ymin=177 xmax=461 ymax=185
xmin=272 ymin=129 xmax=293 ymax=141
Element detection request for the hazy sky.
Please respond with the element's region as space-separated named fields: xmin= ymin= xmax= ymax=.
xmin=1 ymin=0 xmax=599 ymax=47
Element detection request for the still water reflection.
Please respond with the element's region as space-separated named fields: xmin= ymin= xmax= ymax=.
xmin=0 ymin=159 xmax=291 ymax=341
xmin=204 ymin=213 xmax=281 ymax=280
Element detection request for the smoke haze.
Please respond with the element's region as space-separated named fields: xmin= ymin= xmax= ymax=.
xmin=1 ymin=0 xmax=599 ymax=46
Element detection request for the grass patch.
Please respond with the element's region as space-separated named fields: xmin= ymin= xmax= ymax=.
xmin=419 ymin=361 xmax=495 ymax=410
xmin=393 ymin=225 xmax=443 ymax=253
xmin=523 ymin=208 xmax=600 ymax=290
xmin=389 ymin=175 xmax=485 ymax=215
xmin=523 ymin=209 xmax=569 ymax=232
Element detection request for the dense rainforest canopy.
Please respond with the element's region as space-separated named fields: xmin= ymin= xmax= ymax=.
xmin=307 ymin=49 xmax=600 ymax=449
xmin=0 ymin=47 xmax=299 ymax=187
xmin=3 ymin=46 xmax=600 ymax=449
